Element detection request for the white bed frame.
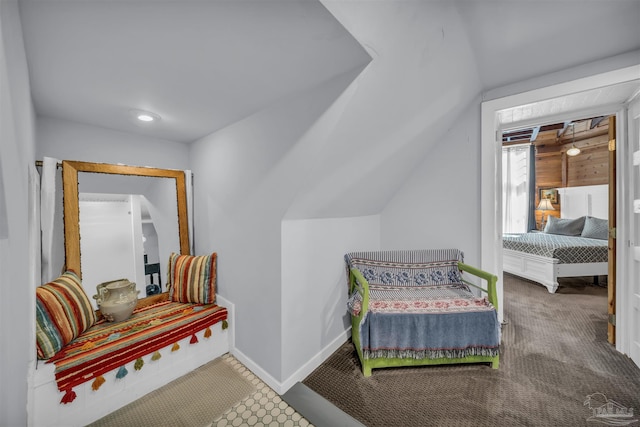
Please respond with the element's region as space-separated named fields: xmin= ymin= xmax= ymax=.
xmin=503 ymin=249 xmax=608 ymax=293
xmin=503 ymin=185 xmax=609 ymax=293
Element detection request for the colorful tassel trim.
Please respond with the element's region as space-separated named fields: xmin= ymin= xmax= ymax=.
xmin=190 ymin=334 xmax=198 ymax=344
xmin=151 ymin=351 xmax=162 ymax=361
xmin=116 ymin=366 xmax=128 ymax=379
xmin=134 ymin=357 xmax=144 ymax=371
xmin=222 ymin=320 xmax=228 ymax=330
xmin=171 ymin=343 xmax=180 ymax=352
xmin=80 ymin=341 xmax=95 ymax=350
xmin=91 ymin=376 xmax=106 ymax=391
xmin=204 ymin=327 xmax=212 ymax=338
xmin=61 ymin=388 xmax=77 ymax=404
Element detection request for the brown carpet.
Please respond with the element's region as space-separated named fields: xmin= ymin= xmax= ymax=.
xmin=303 ymin=275 xmax=640 ymax=427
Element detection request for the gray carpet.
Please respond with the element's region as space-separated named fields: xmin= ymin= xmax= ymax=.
xmin=302 ymin=275 xmax=640 ymax=427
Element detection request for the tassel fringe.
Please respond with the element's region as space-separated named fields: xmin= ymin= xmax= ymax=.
xmin=134 ymin=358 xmax=144 ymax=371
xmin=61 ymin=388 xmax=76 ymax=404
xmin=116 ymin=366 xmax=128 ymax=379
xmin=91 ymin=376 xmax=105 ymax=391
xmin=54 ymin=316 xmax=231 ymax=406
xmin=363 ymin=347 xmax=499 ymax=360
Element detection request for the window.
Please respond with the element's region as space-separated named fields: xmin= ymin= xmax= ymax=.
xmin=502 ymin=145 xmax=530 ymax=233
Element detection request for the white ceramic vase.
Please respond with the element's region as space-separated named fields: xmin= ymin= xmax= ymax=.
xmin=93 ymin=279 xmax=139 ymax=322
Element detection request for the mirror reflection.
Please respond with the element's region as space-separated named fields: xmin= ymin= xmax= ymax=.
xmin=78 ymin=175 xmax=179 ymax=307
xmin=62 ymin=161 xmax=190 ymax=307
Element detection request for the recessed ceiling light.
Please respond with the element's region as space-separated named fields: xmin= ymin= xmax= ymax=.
xmin=137 ymin=113 xmax=155 ymax=122
xmin=130 ymin=109 xmax=161 ymax=124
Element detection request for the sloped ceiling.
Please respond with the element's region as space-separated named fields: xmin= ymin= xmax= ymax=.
xmin=283 ymin=0 xmax=640 ymax=218
xmin=18 ymin=0 xmax=371 ymax=143
xmin=456 ymin=0 xmax=640 ymax=91
xmin=18 ymin=0 xmax=640 ymax=219
xmin=19 ymin=0 xmax=640 ymax=146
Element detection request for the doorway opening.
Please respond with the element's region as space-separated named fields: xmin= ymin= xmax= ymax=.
xmin=499 ymin=115 xmax=614 ymax=343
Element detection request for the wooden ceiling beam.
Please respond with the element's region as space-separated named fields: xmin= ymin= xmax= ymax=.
xmin=530 ymin=126 xmax=540 ymax=142
xmin=535 ymin=134 xmax=609 ymax=154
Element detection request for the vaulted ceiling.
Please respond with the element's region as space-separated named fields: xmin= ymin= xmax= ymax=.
xmin=18 ymin=0 xmax=372 ymax=143
xmin=18 ymin=0 xmax=640 ymax=145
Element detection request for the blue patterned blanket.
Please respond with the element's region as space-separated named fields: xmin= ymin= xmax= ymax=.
xmin=346 ymin=250 xmax=500 ymax=360
xmin=502 ymin=232 xmax=607 ymax=264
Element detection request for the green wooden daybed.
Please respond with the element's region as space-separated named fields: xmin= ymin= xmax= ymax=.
xmin=345 ymin=249 xmax=500 ymax=377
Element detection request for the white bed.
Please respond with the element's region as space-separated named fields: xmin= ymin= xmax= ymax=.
xmin=502 ymin=185 xmax=609 ymax=293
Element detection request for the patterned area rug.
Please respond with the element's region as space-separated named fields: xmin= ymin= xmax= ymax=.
xmin=303 ymin=275 xmax=640 ymax=427
xmin=89 ymin=355 xmax=255 ymax=427
xmin=90 ymin=354 xmax=313 ymax=427
xmin=210 ymin=354 xmax=313 ymax=427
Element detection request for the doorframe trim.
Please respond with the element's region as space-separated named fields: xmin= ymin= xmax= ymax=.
xmin=480 ymin=63 xmax=640 ymax=353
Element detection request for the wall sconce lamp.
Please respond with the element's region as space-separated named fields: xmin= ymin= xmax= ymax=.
xmin=536 ymin=198 xmax=556 ymax=229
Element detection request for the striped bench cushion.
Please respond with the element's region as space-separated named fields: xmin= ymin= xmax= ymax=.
xmin=48 ymin=300 xmax=227 ymax=402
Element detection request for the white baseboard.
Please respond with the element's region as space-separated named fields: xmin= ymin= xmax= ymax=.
xmin=231 ymin=347 xmax=285 ymax=394
xmin=280 ymin=327 xmax=352 ymax=394
xmin=232 ymin=328 xmax=352 ymax=395
xmin=217 ymin=293 xmax=351 ymax=395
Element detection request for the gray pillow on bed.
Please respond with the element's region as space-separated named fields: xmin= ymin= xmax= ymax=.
xmin=543 ymin=215 xmax=585 ymax=236
xmin=581 ymin=216 xmax=608 ymax=240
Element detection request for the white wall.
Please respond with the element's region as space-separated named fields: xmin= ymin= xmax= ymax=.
xmin=286 ymin=1 xmax=482 ymax=219
xmin=189 ymin=1 xmax=486 ymax=389
xmin=281 ymin=215 xmax=380 ymax=383
xmin=381 ymin=97 xmax=482 ymax=270
xmin=36 ymin=116 xmax=189 ymax=169
xmin=0 ymin=1 xmax=36 ymax=425
xmin=34 ymin=117 xmax=191 ymax=277
xmin=189 ymin=68 xmax=364 ymax=383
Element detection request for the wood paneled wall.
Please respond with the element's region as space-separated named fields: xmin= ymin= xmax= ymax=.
xmin=534 ymin=120 xmax=610 ymax=228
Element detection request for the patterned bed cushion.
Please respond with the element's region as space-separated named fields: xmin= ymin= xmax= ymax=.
xmin=346 ymin=249 xmax=464 ymax=288
xmin=581 ymin=216 xmax=608 ymax=240
xmin=36 ymin=271 xmax=97 ymax=360
xmin=357 ymin=262 xmax=462 ymax=287
xmin=544 ymin=215 xmax=585 ymax=236
xmin=347 ymin=284 xmax=494 ymax=316
xmin=168 ymin=252 xmax=217 ymax=304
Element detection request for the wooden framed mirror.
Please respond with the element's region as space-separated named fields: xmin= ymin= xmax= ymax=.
xmin=62 ymin=160 xmax=190 ymax=305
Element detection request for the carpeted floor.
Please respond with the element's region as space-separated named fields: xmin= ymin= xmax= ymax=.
xmin=302 ymin=274 xmax=640 ymax=427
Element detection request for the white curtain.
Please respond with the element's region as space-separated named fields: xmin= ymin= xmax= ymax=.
xmin=185 ymin=170 xmax=194 ymax=255
xmin=502 ymin=145 xmax=530 ymax=234
xmin=40 ymin=157 xmax=64 ymax=283
xmin=29 ymin=164 xmax=41 ymax=290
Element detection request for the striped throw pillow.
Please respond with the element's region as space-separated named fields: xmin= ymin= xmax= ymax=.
xmin=36 ymin=271 xmax=96 ymax=359
xmin=168 ymin=253 xmax=217 ymax=304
